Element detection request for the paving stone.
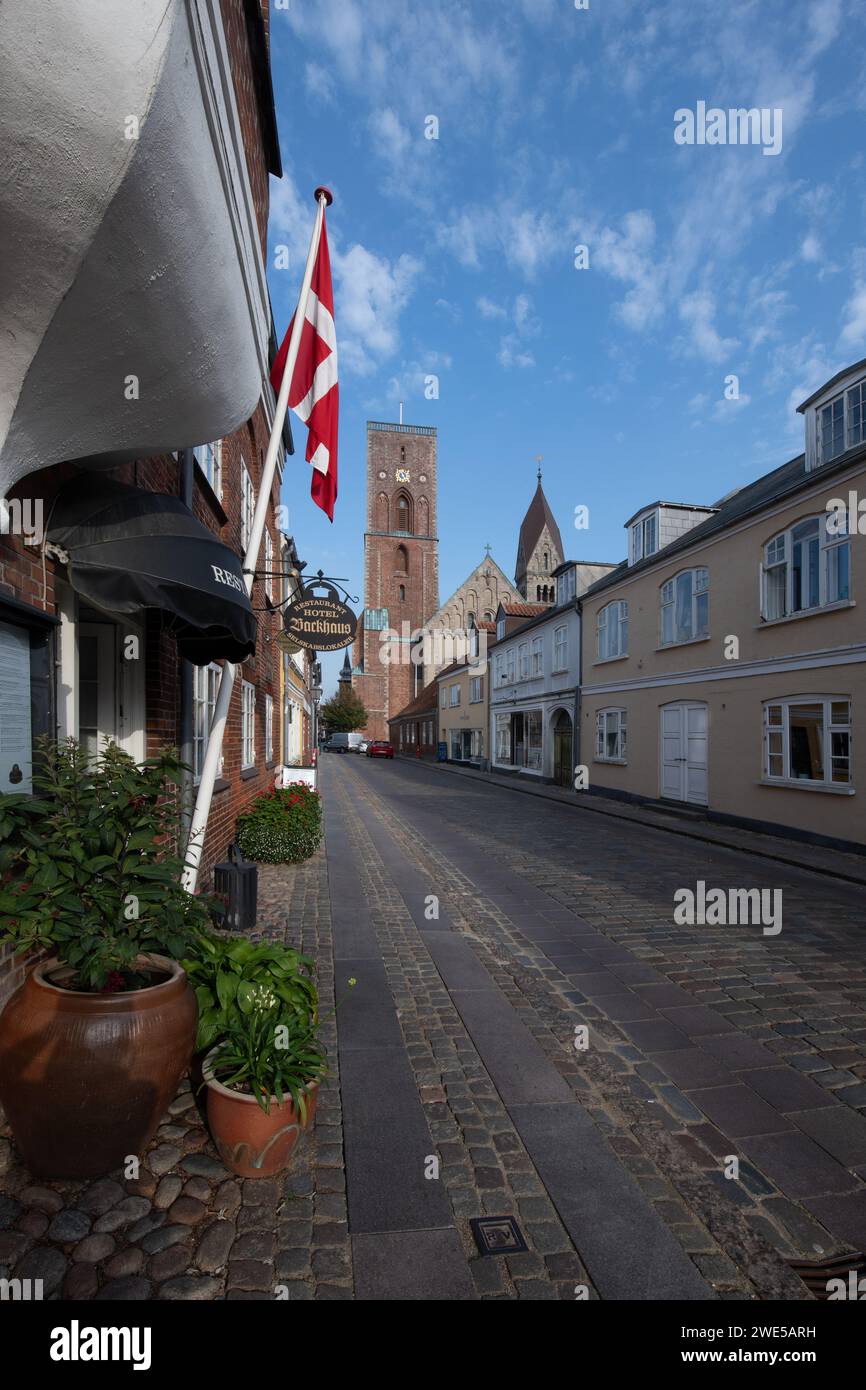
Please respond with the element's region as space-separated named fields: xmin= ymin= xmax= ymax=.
xmin=78 ymin=1179 xmax=125 ymax=1216
xmin=167 ymin=1197 xmax=207 ymax=1226
xmin=183 ymin=1178 xmax=212 ymax=1203
xmin=94 ymin=1196 xmax=153 ymax=1232
xmin=0 ymin=1196 xmax=22 ymax=1230
xmin=180 ymin=1154 xmax=229 ymax=1180
xmin=740 ymin=1132 xmax=856 ymax=1198
xmin=158 ymin=1276 xmax=221 ymax=1300
xmin=276 ymin=1247 xmax=312 ymax=1278
xmin=214 ymin=1180 xmax=242 ymax=1217
xmin=64 ymin=1264 xmax=99 ymax=1299
xmin=47 ymin=1209 xmax=92 ymax=1243
xmin=227 ymin=1259 xmax=274 ymax=1291
xmin=148 ymin=1243 xmax=194 ymax=1282
xmin=140 ymin=1224 xmax=190 ymax=1256
xmin=195 ymin=1220 xmax=236 ymax=1273
xmin=72 ymin=1233 xmax=116 ymax=1263
xmin=17 ymin=1210 xmax=49 ymax=1239
xmin=127 ymin=1211 xmax=166 ymax=1242
xmin=232 ymin=1230 xmax=276 ymax=1261
xmin=19 ymin=1186 xmax=63 ymax=1215
xmin=687 ymin=1085 xmax=794 ymax=1139
xmin=148 ymin=1144 xmax=183 ymax=1176
xmin=154 ymin=1177 xmax=183 ymax=1211
xmin=105 ymin=1248 xmax=146 ymax=1278
xmin=15 ymin=1245 xmax=68 ymax=1295
xmin=792 ymin=1105 xmax=866 ymax=1166
xmin=739 ymin=1066 xmax=835 ymax=1113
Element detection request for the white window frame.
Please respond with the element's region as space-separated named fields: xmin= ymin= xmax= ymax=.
xmin=470 ymin=675 xmax=483 ymax=703
xmin=518 ymin=643 xmax=529 ymax=680
xmin=761 ymin=515 xmax=850 ymax=621
xmin=531 ymin=635 xmax=543 ymax=676
xmin=450 ymin=683 xmax=460 ymax=707
xmin=597 ymin=600 xmax=628 ymax=661
xmin=630 ymin=512 xmax=658 ymax=565
xmin=558 ymin=566 xmax=576 ymax=605
xmin=496 ymin=616 xmax=506 ymax=640
xmin=241 ymin=460 xmax=255 ymax=552
xmin=763 ymin=696 xmax=852 ymax=788
xmin=506 ymin=647 xmax=515 ymax=683
xmin=264 ymin=530 xmax=273 ymax=602
xmin=193 ymin=663 xmax=223 ymax=783
xmin=660 ymin=567 xmax=709 ymax=646
xmin=595 ymin=707 xmax=627 ymax=763
xmin=241 ymin=680 xmax=256 ymax=769
xmin=495 ymin=713 xmax=511 ymax=763
xmin=553 ymin=624 xmax=568 ymax=672
xmin=265 ymin=692 xmax=274 ymax=763
xmin=817 ymin=376 xmax=866 ymax=464
xmin=193 ymin=440 xmax=222 ymax=498
xmin=440 ymin=685 xmax=448 ymax=708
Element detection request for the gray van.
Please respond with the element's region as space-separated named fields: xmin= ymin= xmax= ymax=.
xmin=327 ymin=732 xmax=363 ymax=753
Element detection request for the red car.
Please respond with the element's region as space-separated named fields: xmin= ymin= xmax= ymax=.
xmin=366 ymin=740 xmax=394 ymax=759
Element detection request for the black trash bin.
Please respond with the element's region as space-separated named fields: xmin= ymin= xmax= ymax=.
xmin=212 ymin=843 xmax=258 ymax=933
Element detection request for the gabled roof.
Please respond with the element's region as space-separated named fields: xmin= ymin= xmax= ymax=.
xmin=582 ymin=442 xmax=866 ymax=603
xmin=517 ymin=481 xmax=563 ymax=574
xmin=498 ymin=601 xmax=548 ymax=619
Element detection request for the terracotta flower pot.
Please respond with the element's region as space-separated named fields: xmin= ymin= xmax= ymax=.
xmin=0 ymin=954 xmax=196 ymax=1179
xmin=204 ymin=1054 xmax=318 ymax=1179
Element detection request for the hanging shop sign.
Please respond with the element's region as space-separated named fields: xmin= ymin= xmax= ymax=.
xmin=283 ymin=581 xmax=357 ymax=652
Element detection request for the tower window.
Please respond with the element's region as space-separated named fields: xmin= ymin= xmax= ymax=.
xmin=396 ymin=544 xmax=409 ymax=573
xmin=395 ymin=493 xmax=412 ymax=534
xmin=399 ymin=584 xmax=406 ymax=601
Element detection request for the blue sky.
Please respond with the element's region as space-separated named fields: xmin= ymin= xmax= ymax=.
xmin=265 ymin=0 xmax=865 ymax=695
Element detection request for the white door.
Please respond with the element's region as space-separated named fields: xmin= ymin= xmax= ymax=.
xmin=78 ymin=620 xmax=145 ymax=762
xmin=660 ymin=702 xmax=708 ymax=805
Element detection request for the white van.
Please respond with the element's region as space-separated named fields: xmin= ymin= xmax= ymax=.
xmin=327 ymin=732 xmax=364 ymax=753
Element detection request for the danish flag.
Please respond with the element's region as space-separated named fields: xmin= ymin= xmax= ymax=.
xmin=270 ymin=203 xmax=339 ymax=521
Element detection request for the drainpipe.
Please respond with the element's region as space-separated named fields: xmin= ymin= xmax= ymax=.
xmin=573 ymin=598 xmax=582 ymax=796
xmin=179 ymin=449 xmax=195 ymax=843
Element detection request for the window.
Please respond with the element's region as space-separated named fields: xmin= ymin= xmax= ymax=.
xmin=366 ymin=607 xmax=389 ymax=631
xmin=818 ymin=376 xmax=866 ymax=464
xmin=194 ymin=440 xmax=222 ymax=498
xmin=241 ymin=681 xmax=256 ymax=768
xmin=496 ymin=616 xmax=506 ymax=640
xmin=264 ymin=530 xmax=273 ymax=602
xmin=595 ymin=708 xmax=627 ymax=762
xmin=449 ymin=684 xmax=460 ymax=707
xmin=531 ymin=636 xmax=543 ymax=676
xmin=762 ymin=516 xmax=850 ymax=620
xmin=441 ymin=685 xmax=448 ymax=708
xmin=763 ymin=697 xmax=851 ymax=787
xmin=553 ymin=624 xmax=568 ymax=671
xmin=495 ymin=714 xmax=510 ymax=762
xmin=558 ymin=566 xmax=576 ymax=605
xmin=525 ymin=710 xmax=543 ymax=770
xmin=631 ymin=512 xmax=658 ymax=564
xmin=241 ymin=460 xmax=255 ymax=552
xmin=264 ymin=693 xmax=274 ymax=763
xmin=518 ymin=643 xmax=529 ymax=680
xmin=193 ymin=664 xmax=221 ymax=781
xmin=597 ymin=600 xmax=628 ymax=660
xmin=399 ymin=584 xmax=406 ymax=601
xmin=506 ymin=648 xmax=515 ymax=683
xmin=660 ymin=568 xmax=709 ymax=645
xmin=395 ymin=493 xmax=412 ymax=534
xmin=470 ymin=675 xmax=483 ymax=702
xmin=470 ymin=729 xmax=484 ymax=758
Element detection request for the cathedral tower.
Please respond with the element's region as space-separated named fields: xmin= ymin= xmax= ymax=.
xmin=515 ymin=466 xmax=564 ymax=601
xmin=352 ymin=421 xmax=439 ymax=739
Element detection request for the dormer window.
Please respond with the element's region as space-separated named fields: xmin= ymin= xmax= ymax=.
xmin=496 ymin=616 xmax=506 ymax=640
xmin=558 ymin=566 xmax=576 ymax=605
xmin=818 ymin=377 xmax=866 ymax=464
xmin=630 ymin=511 xmax=658 ymax=565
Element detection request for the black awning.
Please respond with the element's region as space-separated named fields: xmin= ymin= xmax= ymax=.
xmin=47 ymin=473 xmax=256 ymax=665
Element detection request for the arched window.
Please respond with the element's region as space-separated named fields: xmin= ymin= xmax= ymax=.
xmin=400 ymin=445 xmax=406 ymax=464
xmin=598 ymin=600 xmax=628 ymax=660
xmin=399 ymin=584 xmax=406 ymax=601
xmin=543 ymin=550 xmax=549 ymax=571
xmin=395 ymin=492 xmax=412 ymax=534
xmin=660 ymin=568 xmax=709 ymax=645
xmin=395 ymin=544 xmax=408 ymax=573
xmin=761 ymin=515 xmax=849 ymax=620
xmin=536 ymin=585 xmax=541 ymax=601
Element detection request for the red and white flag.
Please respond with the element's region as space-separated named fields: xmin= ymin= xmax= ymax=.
xmin=270 ymin=205 xmax=339 ymax=521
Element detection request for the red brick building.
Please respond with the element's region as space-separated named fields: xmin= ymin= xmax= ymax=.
xmin=0 ymin=2 xmax=306 ymax=1006
xmin=352 ymin=422 xmax=440 ymax=740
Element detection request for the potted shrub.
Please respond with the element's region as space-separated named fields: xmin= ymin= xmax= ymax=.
xmin=0 ymin=739 xmax=207 ymax=1178
xmin=203 ymin=1005 xmax=325 ymax=1178
xmin=182 ymin=932 xmax=318 ymax=1055
xmin=236 ymin=783 xmax=322 ymax=864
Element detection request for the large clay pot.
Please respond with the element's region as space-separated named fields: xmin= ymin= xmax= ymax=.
xmin=0 ymin=954 xmax=196 ymax=1179
xmin=204 ymin=1054 xmax=318 ymax=1179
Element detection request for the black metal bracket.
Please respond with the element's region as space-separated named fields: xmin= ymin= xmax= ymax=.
xmin=245 ymin=568 xmax=359 ymax=615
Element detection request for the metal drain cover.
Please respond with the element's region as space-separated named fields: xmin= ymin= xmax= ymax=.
xmin=788 ymin=1250 xmax=866 ymax=1299
xmin=470 ymin=1215 xmax=528 ymax=1257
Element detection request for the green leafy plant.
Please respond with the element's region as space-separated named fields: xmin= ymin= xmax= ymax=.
xmin=0 ymin=739 xmax=211 ymax=991
xmin=235 ymin=783 xmax=322 ymax=864
xmin=182 ymin=931 xmax=318 ymax=1054
xmin=207 ymin=1005 xmax=326 ymax=1117
xmin=319 ymin=687 xmax=367 ymax=733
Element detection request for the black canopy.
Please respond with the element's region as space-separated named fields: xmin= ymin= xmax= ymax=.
xmin=47 ymin=473 xmax=256 ymax=665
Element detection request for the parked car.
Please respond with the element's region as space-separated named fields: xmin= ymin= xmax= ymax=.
xmin=326 ymin=732 xmax=364 ymax=753
xmin=366 ymin=740 xmax=394 ymax=760
xmin=356 ymin=740 xmax=369 ymax=754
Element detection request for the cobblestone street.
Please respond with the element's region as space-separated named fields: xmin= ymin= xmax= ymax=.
xmin=3 ymin=754 xmax=866 ymax=1301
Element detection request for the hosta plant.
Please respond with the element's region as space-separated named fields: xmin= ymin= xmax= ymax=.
xmin=207 ymin=1004 xmax=326 ymax=1117
xmin=235 ymin=783 xmax=322 ymax=864
xmin=182 ymin=931 xmax=318 ymax=1054
xmin=0 ymin=739 xmax=210 ymax=991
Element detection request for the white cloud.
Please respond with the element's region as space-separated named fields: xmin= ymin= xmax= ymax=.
xmin=368 ymin=107 xmax=411 ymax=167
xmin=498 ymin=336 xmax=535 ymax=370
xmin=477 ymin=296 xmax=507 ymax=320
xmin=840 ymin=283 xmax=866 ymax=348
xmin=591 ymin=210 xmax=662 ymax=331
xmin=678 ymin=292 xmax=739 ymax=364
xmin=304 ymin=62 xmax=336 ymax=104
xmin=801 ymin=235 xmax=822 ymax=262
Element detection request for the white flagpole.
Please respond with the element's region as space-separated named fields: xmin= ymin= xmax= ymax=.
xmin=183 ymin=187 xmax=332 ymax=894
